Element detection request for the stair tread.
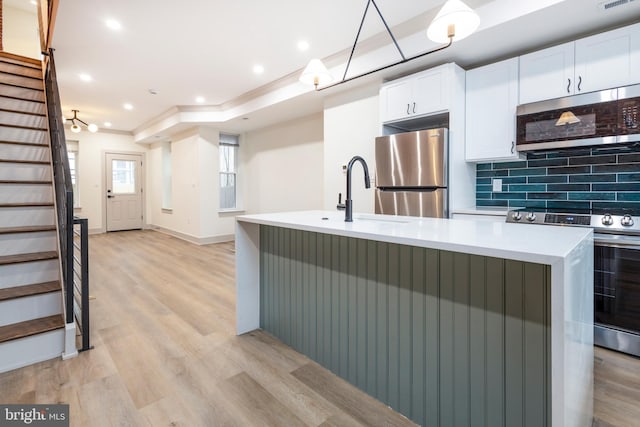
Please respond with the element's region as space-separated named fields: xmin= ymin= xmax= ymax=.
xmin=0 ymin=281 xmax=60 ymax=302
xmin=0 ymin=70 xmax=43 ymax=82
xmin=0 ymin=159 xmax=49 ymax=165
xmin=0 ymin=202 xmax=54 ymax=208
xmin=0 ymin=53 xmax=42 ymax=69
xmin=0 ymin=225 xmax=56 ymax=234
xmin=0 ymin=251 xmax=58 ymax=265
xmin=0 ymin=123 xmax=47 ymax=131
xmin=0 ymin=140 xmax=48 ymax=147
xmin=0 ymin=94 xmax=45 ymax=104
xmin=0 ymin=107 xmax=46 ymax=117
xmin=0 ymin=315 xmax=64 ymax=344
xmin=0 ymin=180 xmax=52 ymax=185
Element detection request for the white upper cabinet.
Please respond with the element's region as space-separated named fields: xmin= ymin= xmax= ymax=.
xmin=465 ymin=58 xmax=522 ymax=162
xmin=574 ymin=23 xmax=640 ymax=94
xmin=519 ymin=23 xmax=640 ymax=104
xmin=380 ymin=65 xmax=449 ymax=123
xmin=519 ymin=42 xmax=574 ymax=104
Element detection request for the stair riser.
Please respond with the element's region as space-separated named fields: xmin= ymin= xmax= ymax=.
xmin=0 ymin=62 xmax=42 ymax=79
xmin=0 ymin=126 xmax=47 ymax=144
xmin=0 ymin=231 xmax=58 ymax=256
xmin=0 ymin=185 xmax=53 ymax=204
xmin=0 ymin=84 xmax=44 ymax=102
xmin=0 ymin=206 xmax=54 ymax=227
xmin=0 ymin=163 xmax=51 ymax=181
xmin=0 ymin=259 xmax=59 ymax=290
xmin=0 ymin=328 xmax=64 ymax=374
xmin=0 ymin=56 xmax=41 ymax=70
xmin=0 ymin=73 xmax=43 ymax=90
xmin=0 ymin=292 xmax=62 ymax=327
xmin=0 ymin=111 xmax=47 ymax=129
xmin=0 ymin=144 xmax=50 ymax=162
xmin=0 ymin=97 xmax=45 ymax=115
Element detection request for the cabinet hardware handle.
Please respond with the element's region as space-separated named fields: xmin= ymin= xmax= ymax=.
xmin=578 ymin=76 xmax=582 ymax=92
xmin=407 ymin=103 xmax=410 ymax=115
xmin=412 ymin=102 xmax=416 ymax=114
xmin=511 ymin=141 xmax=515 ymax=154
xmin=567 ymin=78 xmax=571 ymax=93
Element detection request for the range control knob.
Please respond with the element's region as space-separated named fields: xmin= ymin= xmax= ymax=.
xmin=621 ymin=214 xmax=635 ymax=227
xmin=526 ymin=212 xmax=536 ymax=222
xmin=602 ymin=214 xmax=614 ymax=226
xmin=511 ymin=212 xmax=522 ymax=221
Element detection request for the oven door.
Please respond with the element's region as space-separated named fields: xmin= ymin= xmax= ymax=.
xmin=594 ymin=234 xmax=640 ymax=357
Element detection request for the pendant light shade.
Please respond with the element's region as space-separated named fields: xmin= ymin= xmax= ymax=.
xmin=70 ymin=123 xmax=81 ymax=133
xmin=299 ymin=58 xmax=333 ymax=88
xmin=427 ymin=0 xmax=480 ymax=44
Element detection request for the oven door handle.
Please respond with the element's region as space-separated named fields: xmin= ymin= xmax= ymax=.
xmin=594 ymin=235 xmax=640 ymax=250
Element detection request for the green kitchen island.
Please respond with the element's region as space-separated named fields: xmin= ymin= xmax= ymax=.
xmin=235 ymin=210 xmax=593 ymax=427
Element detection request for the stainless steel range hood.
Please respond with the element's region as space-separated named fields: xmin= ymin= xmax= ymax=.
xmin=516 ymin=84 xmax=640 ymax=151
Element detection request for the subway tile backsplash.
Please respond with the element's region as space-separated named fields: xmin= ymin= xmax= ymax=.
xmin=476 ymin=144 xmax=640 ymax=211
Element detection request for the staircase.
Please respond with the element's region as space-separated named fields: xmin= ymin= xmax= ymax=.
xmin=0 ymin=52 xmax=67 ymax=373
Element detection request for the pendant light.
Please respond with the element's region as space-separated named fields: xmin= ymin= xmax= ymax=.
xmin=64 ymin=110 xmax=99 ymax=133
xmin=299 ymin=0 xmax=479 ymax=91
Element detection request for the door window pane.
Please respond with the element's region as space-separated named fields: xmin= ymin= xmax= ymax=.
xmin=112 ymin=160 xmax=136 ymax=194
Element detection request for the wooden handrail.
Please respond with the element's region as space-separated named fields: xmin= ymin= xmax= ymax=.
xmin=37 ymin=0 xmax=60 ymax=53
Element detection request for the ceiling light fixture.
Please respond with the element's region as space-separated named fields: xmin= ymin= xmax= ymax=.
xmin=65 ymin=110 xmax=98 ymax=133
xmin=105 ymin=19 xmax=122 ymax=31
xmin=123 ymin=103 xmax=133 ymax=110
xmin=300 ymin=0 xmax=479 ymax=91
xmin=79 ymin=73 xmax=92 ymax=82
xmin=297 ymin=40 xmax=310 ymax=51
xmin=195 ymin=96 xmax=205 ymax=104
xmin=103 ymin=122 xmax=112 ymax=128
xmin=253 ymin=64 xmax=265 ymax=75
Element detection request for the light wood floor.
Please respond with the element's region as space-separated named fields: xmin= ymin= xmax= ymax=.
xmin=0 ymin=230 xmax=638 ymax=426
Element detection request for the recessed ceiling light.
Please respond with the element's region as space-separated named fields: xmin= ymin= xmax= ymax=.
xmin=103 ymin=122 xmax=112 ymax=127
xmin=123 ymin=103 xmax=133 ymax=110
xmin=30 ymin=0 xmax=37 ymax=5
xmin=253 ymin=65 xmax=265 ymax=75
xmin=78 ymin=73 xmax=92 ymax=82
xmin=297 ymin=40 xmax=310 ymax=51
xmin=105 ymin=19 xmax=122 ymax=31
xmin=195 ymin=96 xmax=205 ymax=104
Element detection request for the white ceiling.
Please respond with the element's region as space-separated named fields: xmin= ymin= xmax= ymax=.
xmin=32 ymin=0 xmax=640 ymax=136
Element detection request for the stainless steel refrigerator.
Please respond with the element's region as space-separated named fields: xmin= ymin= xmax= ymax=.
xmin=374 ymin=129 xmax=448 ymax=218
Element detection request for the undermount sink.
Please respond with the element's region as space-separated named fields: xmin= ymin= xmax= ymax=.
xmin=354 ymin=215 xmax=411 ymax=224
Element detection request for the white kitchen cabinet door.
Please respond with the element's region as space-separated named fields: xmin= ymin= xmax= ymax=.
xmin=380 ymin=79 xmax=414 ymax=122
xmin=412 ymin=67 xmax=448 ymax=116
xmin=519 ymin=42 xmax=575 ymax=104
xmin=465 ymin=58 xmax=522 ymax=162
xmin=379 ymin=64 xmax=451 ymax=123
xmin=574 ymin=22 xmax=640 ymax=94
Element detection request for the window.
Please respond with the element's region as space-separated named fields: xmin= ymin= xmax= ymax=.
xmin=67 ymin=141 xmax=79 ymax=208
xmin=219 ymin=133 xmax=239 ymax=210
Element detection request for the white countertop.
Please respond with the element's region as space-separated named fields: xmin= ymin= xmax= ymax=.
xmin=452 ymin=206 xmax=516 ymax=216
xmin=236 ymin=210 xmax=593 ymax=265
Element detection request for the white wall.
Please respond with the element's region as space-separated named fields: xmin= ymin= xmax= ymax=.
xmin=2 ymin=6 xmax=40 ymax=59
xmin=147 ymin=128 xmax=236 ymax=243
xmin=71 ymin=131 xmax=148 ymax=233
xmin=243 ymin=113 xmax=324 ymax=214
xmin=323 ymin=84 xmax=380 ymax=214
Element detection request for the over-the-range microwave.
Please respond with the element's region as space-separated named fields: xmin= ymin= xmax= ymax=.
xmin=516 ymin=84 xmax=640 ymax=151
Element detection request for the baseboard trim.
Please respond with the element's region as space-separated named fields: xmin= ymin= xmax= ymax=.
xmin=88 ymin=228 xmax=103 ymax=235
xmin=150 ymin=225 xmax=234 ymax=245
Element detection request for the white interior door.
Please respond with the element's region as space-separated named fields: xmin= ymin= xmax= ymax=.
xmin=106 ymin=153 xmax=143 ymax=231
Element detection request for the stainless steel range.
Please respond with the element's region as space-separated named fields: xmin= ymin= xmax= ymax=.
xmin=507 ymin=208 xmax=640 ymax=357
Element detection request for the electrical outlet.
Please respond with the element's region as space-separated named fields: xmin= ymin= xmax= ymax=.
xmin=492 ymin=178 xmax=503 ymax=192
